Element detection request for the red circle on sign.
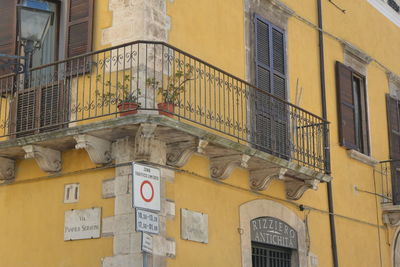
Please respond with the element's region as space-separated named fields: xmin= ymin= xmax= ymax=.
xmin=140 ymin=181 xmax=154 ymax=202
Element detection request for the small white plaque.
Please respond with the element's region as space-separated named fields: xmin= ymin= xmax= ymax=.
xmin=133 ymin=163 xmax=161 ymax=211
xmin=64 ymin=208 xmax=101 ymax=241
xmin=181 ymin=208 xmax=208 ymax=243
xmin=142 ymin=232 xmax=153 ymax=254
xmin=136 ymin=209 xmax=160 ymax=234
xmin=64 ymin=183 xmax=79 ymax=203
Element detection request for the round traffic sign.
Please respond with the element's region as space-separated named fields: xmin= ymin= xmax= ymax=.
xmin=140 ymin=180 xmax=154 ymax=202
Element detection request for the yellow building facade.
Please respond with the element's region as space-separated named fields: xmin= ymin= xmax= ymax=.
xmin=0 ymin=0 xmax=399 ymax=266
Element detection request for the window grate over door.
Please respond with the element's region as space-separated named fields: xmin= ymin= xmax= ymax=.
xmin=252 ymin=242 xmax=292 ymax=267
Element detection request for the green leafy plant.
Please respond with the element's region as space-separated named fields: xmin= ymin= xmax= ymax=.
xmin=148 ymin=67 xmax=194 ymax=104
xmin=95 ymin=74 xmax=141 ymax=106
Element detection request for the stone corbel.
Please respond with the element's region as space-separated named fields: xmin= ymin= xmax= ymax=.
xmin=249 ymin=167 xmax=287 ymax=191
xmin=74 ymin=134 xmax=112 ymax=164
xmin=381 ymin=204 xmax=400 ymax=227
xmin=134 ymin=123 xmax=166 ymax=164
xmin=382 ymin=211 xmax=400 ymax=227
xmin=167 ymin=139 xmax=208 ymax=167
xmin=285 ymin=178 xmax=319 ymax=200
xmin=210 ymin=154 xmax=250 ymax=180
xmin=197 ymin=139 xmax=208 ymax=154
xmin=0 ymin=157 xmax=15 ymax=181
xmin=23 ymin=145 xmax=61 ymax=173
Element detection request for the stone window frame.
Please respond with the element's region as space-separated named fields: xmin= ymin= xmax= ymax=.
xmin=243 ymin=0 xmax=294 ymax=156
xmin=341 ymin=42 xmax=377 ymax=164
xmin=244 ymin=0 xmax=293 ymax=87
xmin=239 ymin=199 xmax=308 ymax=267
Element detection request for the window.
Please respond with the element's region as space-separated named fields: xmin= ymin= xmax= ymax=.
xmin=336 ymin=61 xmax=370 ymax=155
xmin=386 ymin=94 xmax=400 ymax=204
xmin=0 ymin=0 xmax=94 ymax=137
xmin=254 ymin=15 xmax=289 ymax=159
xmin=252 ymin=242 xmax=292 ymax=267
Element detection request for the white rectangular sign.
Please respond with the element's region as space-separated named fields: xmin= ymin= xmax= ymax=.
xmin=64 ymin=208 xmax=101 ymax=241
xmin=141 ymin=232 xmax=153 ymax=254
xmin=133 ymin=163 xmax=161 ymax=211
xmin=136 ymin=208 xmax=160 ymax=234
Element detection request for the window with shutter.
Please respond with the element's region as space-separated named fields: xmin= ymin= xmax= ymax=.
xmin=335 ymin=61 xmax=370 ymax=155
xmin=4 ymin=0 xmax=94 ymax=137
xmin=0 ymin=0 xmax=17 ymax=77
xmin=386 ymin=94 xmax=400 ymax=204
xmin=254 ymin=15 xmax=289 ymax=159
xmin=65 ymin=0 xmax=94 ymax=73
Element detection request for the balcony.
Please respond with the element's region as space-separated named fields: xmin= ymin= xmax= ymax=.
xmin=375 ymin=160 xmax=400 ymax=226
xmin=0 ymin=41 xmax=331 ymax=199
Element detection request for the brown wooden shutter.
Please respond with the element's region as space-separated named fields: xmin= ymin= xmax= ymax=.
xmin=336 ymin=61 xmax=357 ymax=150
xmin=65 ymin=0 xmax=94 ymax=58
xmin=0 ymin=0 xmax=17 ymax=76
xmin=386 ymin=94 xmax=400 ymax=204
xmin=14 ymin=83 xmax=66 ymax=137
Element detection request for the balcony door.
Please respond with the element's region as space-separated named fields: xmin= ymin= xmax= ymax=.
xmin=14 ymin=0 xmax=64 ymax=137
xmin=2 ymin=0 xmax=94 ymax=137
xmin=254 ymin=16 xmax=289 ymax=159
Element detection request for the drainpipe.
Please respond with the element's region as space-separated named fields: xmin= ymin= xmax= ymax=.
xmin=317 ymin=0 xmax=339 ymax=266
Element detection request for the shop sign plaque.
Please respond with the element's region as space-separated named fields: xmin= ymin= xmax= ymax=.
xmin=250 ymin=217 xmax=298 ymax=249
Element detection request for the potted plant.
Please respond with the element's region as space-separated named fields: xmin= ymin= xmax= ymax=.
xmin=150 ymin=68 xmax=193 ymax=117
xmin=96 ymin=74 xmax=141 ymax=116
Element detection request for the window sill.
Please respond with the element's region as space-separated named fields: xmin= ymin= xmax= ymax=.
xmin=346 ymin=149 xmax=379 ymax=167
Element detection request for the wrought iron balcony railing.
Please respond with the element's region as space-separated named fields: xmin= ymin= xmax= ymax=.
xmin=0 ymin=41 xmax=330 ymax=173
xmin=375 ymin=160 xmax=400 ymax=205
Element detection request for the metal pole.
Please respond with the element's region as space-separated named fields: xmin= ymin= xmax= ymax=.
xmin=24 ymin=40 xmax=34 ymax=88
xmin=143 ymin=252 xmax=148 ymax=267
xmin=316 ymin=0 xmax=339 ymax=266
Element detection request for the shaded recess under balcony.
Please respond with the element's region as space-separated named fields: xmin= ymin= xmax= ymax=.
xmin=0 ymin=41 xmax=331 ymax=199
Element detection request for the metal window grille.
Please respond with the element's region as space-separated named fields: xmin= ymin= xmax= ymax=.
xmin=252 ymin=242 xmax=292 ymax=267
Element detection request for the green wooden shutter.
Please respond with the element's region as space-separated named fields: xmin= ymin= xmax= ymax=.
xmin=386 ymin=94 xmax=400 ymax=204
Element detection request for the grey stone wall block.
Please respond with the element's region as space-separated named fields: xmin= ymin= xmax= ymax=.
xmin=129 ymin=232 xmax=143 ymax=254
xmin=114 ymin=175 xmax=131 ymax=196
xmin=102 ymin=178 xmax=116 ymax=199
xmin=102 ymin=253 xmax=143 ymax=267
xmin=114 ymin=213 xmax=136 ymax=234
xmin=161 ymin=168 xmax=175 ymax=182
xmin=115 ymin=193 xmax=134 ymax=215
xmin=114 ymin=233 xmax=131 ymax=255
xmin=102 ymin=216 xmax=115 ymax=237
xmin=116 ymin=166 xmax=133 ymax=176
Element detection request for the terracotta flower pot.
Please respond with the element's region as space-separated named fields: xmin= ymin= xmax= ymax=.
xmin=157 ymin=102 xmax=174 ymax=118
xmin=117 ymin=102 xmax=139 ymax=116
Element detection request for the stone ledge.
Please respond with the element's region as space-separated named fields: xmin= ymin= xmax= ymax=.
xmin=343 ymin=41 xmax=372 ymax=65
xmin=0 ymin=114 xmax=331 ymax=199
xmin=346 ymin=149 xmax=379 ymax=167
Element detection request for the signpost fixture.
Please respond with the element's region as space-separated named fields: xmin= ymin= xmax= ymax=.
xmin=133 ymin=163 xmax=161 ymax=211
